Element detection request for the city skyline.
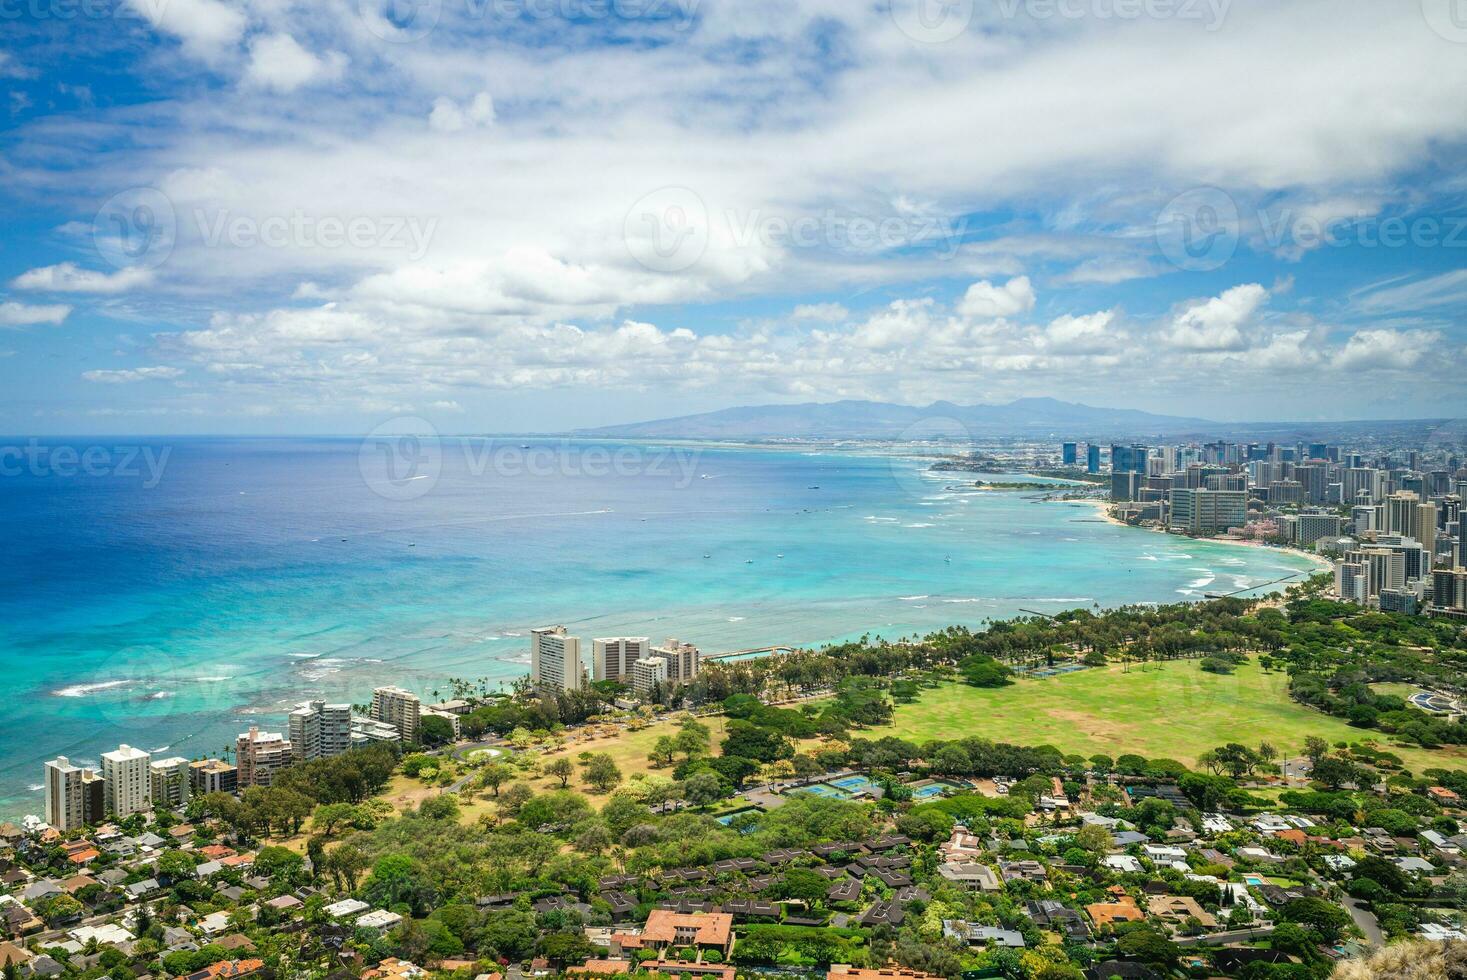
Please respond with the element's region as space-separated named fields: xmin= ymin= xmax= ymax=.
xmin=3 ymin=1 xmax=1467 ymax=434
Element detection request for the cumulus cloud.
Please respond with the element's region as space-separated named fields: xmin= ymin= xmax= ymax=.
xmin=0 ymin=301 xmax=71 ymax=327
xmin=428 ymin=92 xmax=496 ymax=133
xmin=125 ymin=0 xmax=246 ymax=62
xmin=957 ymin=277 xmax=1035 ymax=319
xmin=82 ymin=366 xmax=186 ymax=383
xmin=11 ymin=264 xmax=154 ymax=294
xmin=243 ymin=34 xmax=347 ymax=93
xmin=1163 ymin=284 xmax=1269 ymax=352
xmin=1331 ymin=328 xmax=1441 ymax=371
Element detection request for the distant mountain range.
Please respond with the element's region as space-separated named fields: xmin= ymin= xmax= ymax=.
xmin=577 ymin=398 xmax=1221 ymax=440
xmin=575 ymin=398 xmax=1455 ymax=442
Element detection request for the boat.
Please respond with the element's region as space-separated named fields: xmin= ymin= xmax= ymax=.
xmin=744 ymin=559 xmax=755 ymax=564
xmin=776 ymin=554 xmax=784 ymax=559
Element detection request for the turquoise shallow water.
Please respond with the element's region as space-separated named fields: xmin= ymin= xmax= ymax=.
xmin=0 ymin=437 xmax=1318 ymax=817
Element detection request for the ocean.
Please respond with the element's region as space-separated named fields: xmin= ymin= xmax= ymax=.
xmin=0 ymin=436 xmax=1318 ymax=817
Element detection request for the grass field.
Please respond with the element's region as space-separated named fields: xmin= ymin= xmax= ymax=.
xmin=870 ymin=660 xmax=1467 ymax=773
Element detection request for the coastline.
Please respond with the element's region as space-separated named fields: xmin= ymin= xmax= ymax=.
xmin=1049 ymin=496 xmax=1335 ymax=573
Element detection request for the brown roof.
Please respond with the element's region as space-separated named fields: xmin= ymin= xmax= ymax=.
xmin=181 ymin=959 xmax=265 ymax=980
xmin=566 ymin=961 xmax=632 ymax=975
xmin=638 ymin=910 xmax=734 ymax=948
xmin=67 ymin=848 xmax=101 ymax=864
xmin=827 ymin=968 xmax=945 ymax=980
xmin=1086 ymin=896 xmax=1145 ymax=928
xmin=0 ymin=942 xmax=32 ymax=968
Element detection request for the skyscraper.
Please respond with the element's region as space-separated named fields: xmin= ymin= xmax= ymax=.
xmin=101 ymin=744 xmax=152 ymax=816
xmin=1086 ymin=444 xmax=1100 ymax=474
xmin=1061 ymin=442 xmax=1077 ymax=466
xmin=531 ymin=626 xmax=585 ymax=692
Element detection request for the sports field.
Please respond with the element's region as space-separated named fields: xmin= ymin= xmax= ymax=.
xmin=870 ymin=660 xmax=1467 ymax=772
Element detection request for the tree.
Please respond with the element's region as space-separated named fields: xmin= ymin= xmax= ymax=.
xmin=546 ymin=757 xmax=575 ymax=788
xmin=500 ymin=782 xmax=534 ymax=816
xmin=1302 ymin=736 xmax=1330 ymax=767
xmin=419 ymin=715 xmax=456 ymax=747
xmin=584 ymin=753 xmax=623 ymax=793
xmin=312 ymin=801 xmax=358 ymax=836
xmin=648 ymin=735 xmax=678 ymax=767
xmin=682 ymin=771 xmax=727 ymax=809
xmin=538 ymin=931 xmax=597 ymax=967
xmin=721 ymin=720 xmax=792 ymax=763
xmin=673 ymin=725 xmax=709 ymax=760
xmin=326 ymin=843 xmax=369 ymax=891
xmin=156 ymin=849 xmax=199 ymax=881
xmin=479 ymin=762 xmax=513 ymax=797
xmin=1311 ymin=755 xmax=1364 ymax=791
xmin=779 ymin=868 xmax=829 ymax=905
xmin=1281 ymin=897 xmax=1351 ymax=943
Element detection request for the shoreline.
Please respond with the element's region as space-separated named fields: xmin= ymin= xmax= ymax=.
xmin=1049 ymin=496 xmax=1335 ymax=573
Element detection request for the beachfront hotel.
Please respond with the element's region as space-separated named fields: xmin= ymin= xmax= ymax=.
xmin=530 ymin=626 xmax=586 ymax=693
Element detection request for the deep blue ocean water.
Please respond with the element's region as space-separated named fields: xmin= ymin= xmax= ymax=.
xmin=0 ymin=437 xmax=1318 ymax=817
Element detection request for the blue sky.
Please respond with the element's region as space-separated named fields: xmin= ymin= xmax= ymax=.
xmin=2 ymin=0 xmax=1467 ymax=434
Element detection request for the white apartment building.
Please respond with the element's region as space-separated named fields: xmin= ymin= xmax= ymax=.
xmin=629 ymin=656 xmax=668 ymax=696
xmin=593 ymin=636 xmax=651 ymax=683
xmin=1169 ymin=489 xmax=1247 ymax=536
xmin=370 ymin=686 xmax=421 ymax=742
xmin=289 ymin=699 xmax=354 ymax=761
xmin=236 ymin=727 xmax=293 ymax=788
xmin=149 ymin=756 xmax=192 ymax=807
xmin=101 ymin=744 xmax=152 ymax=816
xmin=44 ymin=757 xmax=85 ymax=832
xmin=531 ymin=626 xmax=585 ymax=693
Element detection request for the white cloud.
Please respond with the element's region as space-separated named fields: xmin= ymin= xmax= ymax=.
xmin=1163 ymin=283 xmax=1269 ymax=352
xmin=1043 ymin=310 xmax=1118 ymax=353
xmin=11 ymin=263 xmax=154 ymax=294
xmin=0 ymin=301 xmax=72 ymax=327
xmin=1351 ymin=269 xmax=1467 ymax=314
xmin=428 ymin=92 xmax=496 ymax=133
xmin=243 ymin=34 xmax=346 ymax=93
xmin=957 ymin=277 xmax=1035 ymax=319
xmin=1331 ymin=328 xmax=1440 ymax=371
xmin=82 ymin=366 xmax=186 ymax=384
xmin=0 ymin=51 xmax=35 ymax=79
xmin=125 ymin=0 xmax=246 ymax=63
xmin=791 ymin=303 xmax=849 ymax=323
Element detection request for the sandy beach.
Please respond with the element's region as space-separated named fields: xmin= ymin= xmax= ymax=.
xmin=1049 ymin=497 xmax=1335 ymax=573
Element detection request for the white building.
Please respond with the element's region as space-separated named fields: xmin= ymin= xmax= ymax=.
xmin=370 ymin=686 xmax=421 ymax=742
xmin=629 ymin=656 xmax=669 ymax=696
xmin=289 ymin=700 xmax=354 ymax=761
xmin=593 ymin=637 xmax=650 ymax=683
xmin=149 ymin=757 xmax=191 ymax=807
xmin=44 ymin=757 xmax=85 ymax=832
xmin=101 ymin=744 xmax=152 ymax=816
xmin=531 ymin=626 xmax=585 ymax=693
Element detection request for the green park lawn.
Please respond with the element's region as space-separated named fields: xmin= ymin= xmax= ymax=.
xmin=870 ymin=660 xmax=1467 ymax=773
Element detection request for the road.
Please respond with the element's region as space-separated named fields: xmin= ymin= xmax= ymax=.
xmin=1343 ymin=896 xmax=1385 ymax=947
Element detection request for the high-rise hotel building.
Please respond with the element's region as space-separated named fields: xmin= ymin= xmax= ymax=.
xmin=531 ymin=626 xmax=585 ymax=693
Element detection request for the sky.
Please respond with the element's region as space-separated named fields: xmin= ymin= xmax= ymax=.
xmin=2 ymin=0 xmax=1467 ymax=435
